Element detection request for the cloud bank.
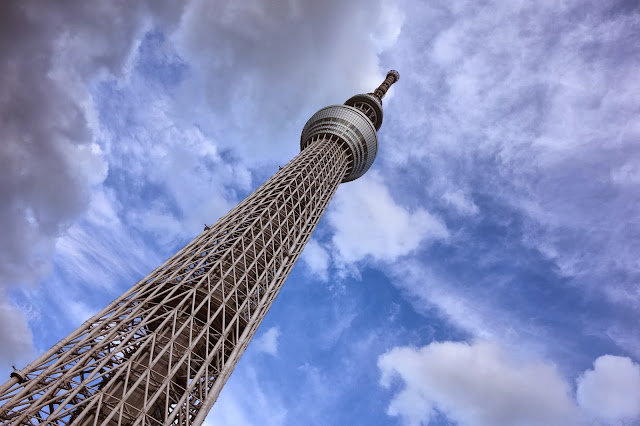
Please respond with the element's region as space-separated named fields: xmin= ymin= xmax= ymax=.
xmin=577 ymin=355 xmax=640 ymax=423
xmin=379 ymin=341 xmax=579 ymax=426
xmin=379 ymin=341 xmax=640 ymax=426
xmin=0 ymin=0 xmax=181 ymax=364
xmin=174 ymin=0 xmax=404 ymax=162
xmin=1 ymin=1 xmax=638 ymax=425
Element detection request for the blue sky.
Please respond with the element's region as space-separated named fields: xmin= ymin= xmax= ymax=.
xmin=1 ymin=0 xmax=639 ymax=425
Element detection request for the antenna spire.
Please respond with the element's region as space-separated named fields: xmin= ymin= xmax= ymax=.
xmin=372 ymin=70 xmax=400 ymax=101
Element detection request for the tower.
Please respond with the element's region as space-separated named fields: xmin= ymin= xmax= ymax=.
xmin=0 ymin=70 xmax=399 ymax=425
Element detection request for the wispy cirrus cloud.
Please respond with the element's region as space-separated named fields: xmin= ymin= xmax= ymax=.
xmin=0 ymin=1 xmax=185 ymax=287
xmin=205 ymin=364 xmax=287 ymax=426
xmin=382 ymin=0 xmax=640 ymax=304
xmin=1 ymin=0 xmax=638 ymax=425
xmin=0 ymin=0 xmax=185 ymax=364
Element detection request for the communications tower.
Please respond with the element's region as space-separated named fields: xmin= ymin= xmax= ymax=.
xmin=0 ymin=70 xmax=400 ymax=425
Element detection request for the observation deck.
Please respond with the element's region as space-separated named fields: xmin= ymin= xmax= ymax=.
xmin=300 ymin=70 xmax=400 ymax=182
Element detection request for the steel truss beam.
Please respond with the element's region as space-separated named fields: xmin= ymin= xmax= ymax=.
xmin=0 ymin=70 xmax=399 ymax=425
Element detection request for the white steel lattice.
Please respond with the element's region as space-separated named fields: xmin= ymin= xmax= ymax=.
xmin=0 ymin=70 xmax=399 ymax=426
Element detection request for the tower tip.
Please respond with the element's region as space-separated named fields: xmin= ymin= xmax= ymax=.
xmin=372 ymin=69 xmax=400 ymax=101
xmin=387 ymin=70 xmax=400 ymax=82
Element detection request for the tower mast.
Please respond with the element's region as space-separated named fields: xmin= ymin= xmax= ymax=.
xmin=0 ymin=71 xmax=399 ymax=425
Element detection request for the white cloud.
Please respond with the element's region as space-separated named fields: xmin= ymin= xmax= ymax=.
xmin=54 ymin=188 xmax=158 ymax=294
xmin=301 ymin=239 xmax=330 ymax=281
xmin=122 ymin=113 xmax=249 ymax=241
xmin=576 ymin=355 xmax=640 ymax=424
xmin=389 ymin=261 xmax=493 ymax=339
xmin=369 ymin=1 xmax=405 ymax=53
xmin=327 ymin=173 xmax=448 ymax=265
xmin=442 ymin=190 xmax=479 ymax=216
xmin=173 ymin=0 xmax=404 ymax=163
xmin=0 ymin=2 xmax=184 ymax=289
xmin=3 ymin=2 xmax=638 ymax=425
xmin=385 ymin=259 xmax=558 ymax=352
xmin=378 ymin=341 xmax=580 ymax=426
xmin=319 ymin=308 xmax=357 ymax=349
xmin=65 ymin=299 xmax=98 ymax=328
xmin=0 ymin=293 xmax=34 ymax=367
xmin=252 ymin=326 xmax=281 ymax=356
xmin=379 ymin=340 xmax=640 ymax=426
xmin=92 ymin=52 xmax=253 ymax=246
xmin=611 ymin=163 xmax=640 ymax=186
xmin=205 ymin=364 xmax=287 ymax=426
xmin=387 ymin=0 xmax=640 ymax=313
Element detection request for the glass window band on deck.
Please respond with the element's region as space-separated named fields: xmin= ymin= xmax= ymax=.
xmin=299 ymin=105 xmax=378 ymax=182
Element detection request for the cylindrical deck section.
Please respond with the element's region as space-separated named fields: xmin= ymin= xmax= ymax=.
xmin=300 ymin=105 xmax=378 ymax=182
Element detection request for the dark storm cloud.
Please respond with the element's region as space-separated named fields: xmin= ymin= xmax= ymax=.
xmin=0 ymin=292 xmax=34 ymax=365
xmin=175 ymin=0 xmax=402 ymax=162
xmin=0 ymin=0 xmax=185 ymax=365
xmin=1 ymin=2 xmax=87 ymax=284
xmin=0 ymin=0 xmax=404 ymax=395
xmin=0 ymin=1 xmax=184 ymax=287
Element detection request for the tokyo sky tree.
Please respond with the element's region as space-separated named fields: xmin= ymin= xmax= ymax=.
xmin=0 ymin=70 xmax=399 ymax=425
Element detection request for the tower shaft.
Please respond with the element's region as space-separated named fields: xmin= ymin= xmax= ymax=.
xmin=0 ymin=70 xmax=398 ymax=425
xmin=0 ymin=138 xmax=347 ymax=425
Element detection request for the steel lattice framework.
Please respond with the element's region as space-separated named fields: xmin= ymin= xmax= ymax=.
xmin=0 ymin=70 xmax=399 ymax=425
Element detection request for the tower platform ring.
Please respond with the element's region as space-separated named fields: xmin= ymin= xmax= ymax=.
xmin=300 ymin=105 xmax=378 ymax=182
xmin=344 ymin=93 xmax=384 ymax=130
